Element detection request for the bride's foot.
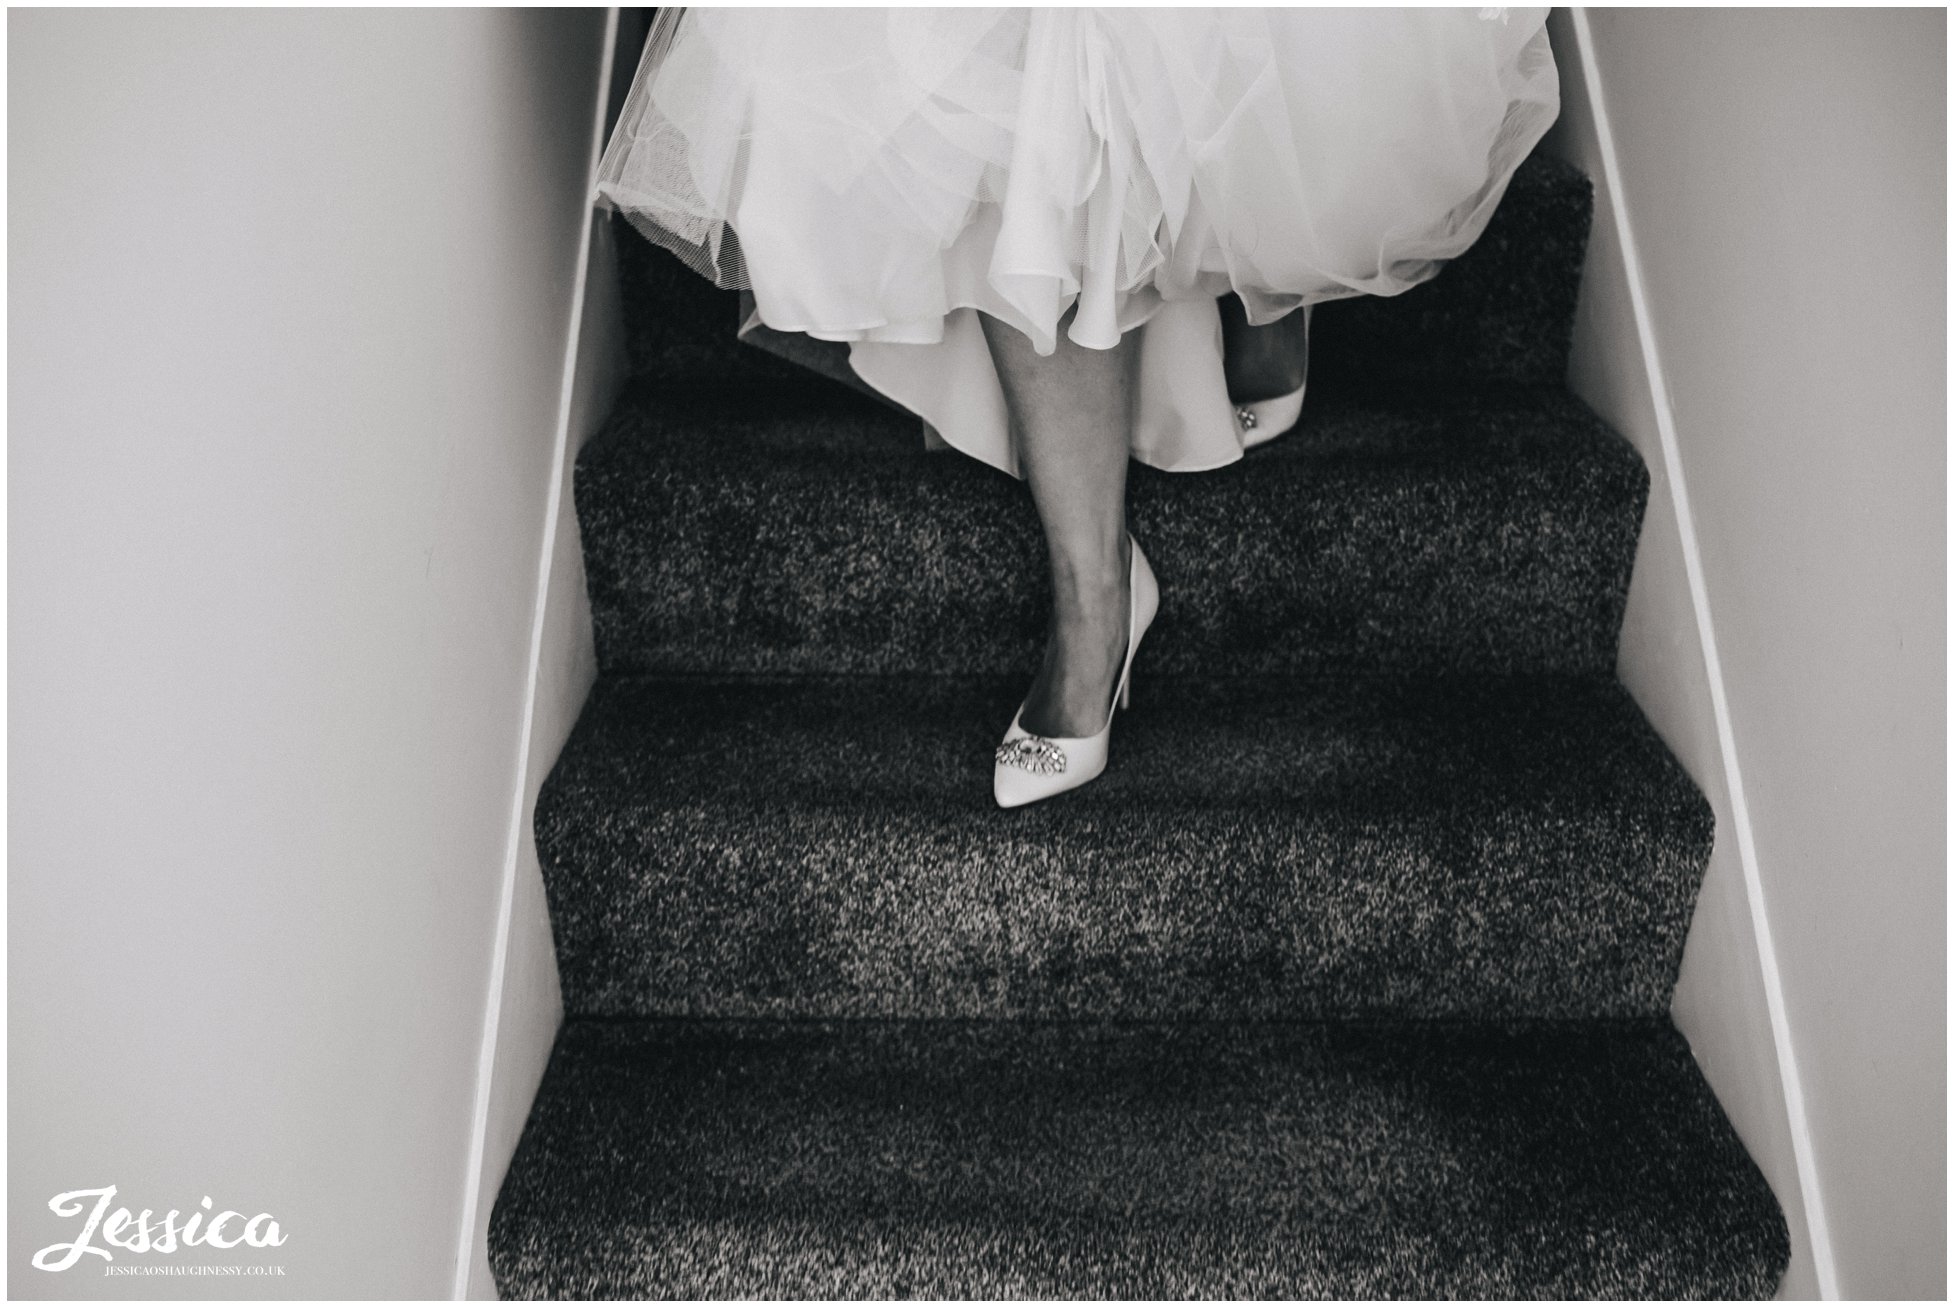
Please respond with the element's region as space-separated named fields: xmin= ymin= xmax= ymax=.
xmin=1222 ymin=298 xmax=1311 ymax=448
xmin=1018 ymin=535 xmax=1133 ymax=739
xmin=994 ymin=537 xmax=1158 ymax=808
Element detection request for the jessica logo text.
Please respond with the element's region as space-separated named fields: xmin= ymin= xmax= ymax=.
xmin=33 ymin=1187 xmax=287 ymax=1271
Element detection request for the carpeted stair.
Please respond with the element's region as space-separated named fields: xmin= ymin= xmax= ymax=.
xmin=489 ymin=151 xmax=1791 ymax=1297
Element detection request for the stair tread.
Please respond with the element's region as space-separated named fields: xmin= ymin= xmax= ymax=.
xmin=537 ymin=673 xmax=1711 ymax=1021
xmin=487 ymin=1016 xmax=1788 ymax=1299
xmin=576 ymin=384 xmax=1649 ymax=681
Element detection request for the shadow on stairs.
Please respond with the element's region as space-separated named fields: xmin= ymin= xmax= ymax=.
xmin=487 ymin=151 xmax=1791 ymax=1299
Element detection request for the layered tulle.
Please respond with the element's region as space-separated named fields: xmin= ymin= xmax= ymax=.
xmin=595 ymin=7 xmax=1559 ymax=477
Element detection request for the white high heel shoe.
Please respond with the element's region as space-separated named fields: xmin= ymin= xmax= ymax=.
xmin=1234 ymin=386 xmax=1306 ymax=449
xmin=993 ymin=536 xmax=1159 ymax=809
xmin=1233 ymin=304 xmax=1312 ymax=450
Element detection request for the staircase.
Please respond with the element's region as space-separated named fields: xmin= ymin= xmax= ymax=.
xmin=487 ymin=151 xmax=1791 ymax=1298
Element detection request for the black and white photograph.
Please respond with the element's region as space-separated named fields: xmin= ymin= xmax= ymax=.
xmin=8 ymin=3 xmax=1946 ymax=1300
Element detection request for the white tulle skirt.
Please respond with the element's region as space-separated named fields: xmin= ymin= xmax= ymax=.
xmin=595 ymin=7 xmax=1559 ymax=478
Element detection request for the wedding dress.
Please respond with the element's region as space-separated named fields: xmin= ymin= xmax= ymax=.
xmin=594 ymin=7 xmax=1559 ymax=479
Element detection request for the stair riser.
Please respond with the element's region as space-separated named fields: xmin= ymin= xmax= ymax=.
xmin=535 ymin=676 xmax=1711 ymax=1023
xmin=489 ymin=1018 xmax=1789 ymax=1300
xmin=579 ymin=409 xmax=1648 ymax=681
xmin=541 ymin=801 xmax=1706 ymax=1022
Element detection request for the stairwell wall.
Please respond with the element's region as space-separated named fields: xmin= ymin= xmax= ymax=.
xmin=1543 ymin=8 xmax=1945 ymax=1300
xmin=11 ymin=9 xmax=610 ymax=1297
xmin=460 ymin=9 xmax=641 ymax=1296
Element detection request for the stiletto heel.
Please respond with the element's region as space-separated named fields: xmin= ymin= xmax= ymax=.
xmin=993 ymin=535 xmax=1158 ymax=808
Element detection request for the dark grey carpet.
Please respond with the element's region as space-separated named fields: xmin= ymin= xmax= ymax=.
xmin=536 ymin=673 xmax=1711 ymax=1022
xmin=488 ymin=1018 xmax=1788 ymax=1300
xmin=488 ymin=141 xmax=1791 ymax=1299
xmin=577 ymin=383 xmax=1647 ymax=681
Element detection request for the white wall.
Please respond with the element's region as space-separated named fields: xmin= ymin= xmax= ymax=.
xmin=1543 ymin=9 xmax=1945 ymax=1300
xmin=459 ymin=140 xmax=627 ymax=1308
xmin=10 ymin=8 xmax=608 ymax=1297
xmin=461 ymin=19 xmax=639 ymax=1294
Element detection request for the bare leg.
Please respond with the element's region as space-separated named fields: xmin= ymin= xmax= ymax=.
xmin=980 ymin=309 xmax=1139 ymax=739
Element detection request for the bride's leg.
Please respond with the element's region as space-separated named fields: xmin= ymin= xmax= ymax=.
xmin=979 ymin=308 xmax=1139 ymax=740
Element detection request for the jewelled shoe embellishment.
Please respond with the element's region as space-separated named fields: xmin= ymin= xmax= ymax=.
xmin=996 ymin=734 xmax=1066 ymax=775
